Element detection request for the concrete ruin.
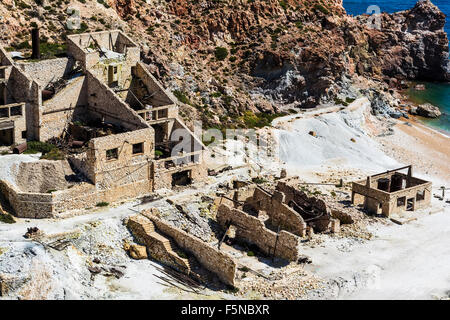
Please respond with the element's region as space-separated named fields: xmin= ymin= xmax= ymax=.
xmin=0 ymin=30 xmax=207 ymax=218
xmin=352 ymin=165 xmax=432 ymax=217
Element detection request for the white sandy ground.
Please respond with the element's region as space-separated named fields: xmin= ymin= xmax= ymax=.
xmin=301 ymin=204 xmax=450 ymax=300
xmin=0 ymin=98 xmax=449 ymax=299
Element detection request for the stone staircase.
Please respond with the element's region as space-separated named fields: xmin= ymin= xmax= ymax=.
xmin=127 ymin=215 xmax=191 ymax=274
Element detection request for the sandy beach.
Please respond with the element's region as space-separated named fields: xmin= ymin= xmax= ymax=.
xmin=377 ymin=117 xmax=450 ymax=184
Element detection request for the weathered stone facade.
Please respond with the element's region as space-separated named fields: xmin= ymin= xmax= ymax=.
xmin=127 ymin=215 xmax=191 ymax=274
xmin=275 ymin=181 xmax=335 ymax=233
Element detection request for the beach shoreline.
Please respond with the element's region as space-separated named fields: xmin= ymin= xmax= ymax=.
xmin=376 ymin=115 xmax=450 ymax=184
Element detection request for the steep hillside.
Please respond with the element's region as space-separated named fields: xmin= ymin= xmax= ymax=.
xmin=1 ymin=0 xmax=448 ymax=128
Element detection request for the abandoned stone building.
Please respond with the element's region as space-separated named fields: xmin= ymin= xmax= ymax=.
xmin=216 ymin=179 xmax=341 ymax=262
xmin=352 ymin=165 xmax=432 ymax=217
xmin=0 ymin=30 xmax=206 ymax=218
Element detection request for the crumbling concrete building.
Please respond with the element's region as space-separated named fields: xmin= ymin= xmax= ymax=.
xmin=0 ymin=30 xmax=206 ymax=218
xmin=352 ymin=165 xmax=432 ymax=217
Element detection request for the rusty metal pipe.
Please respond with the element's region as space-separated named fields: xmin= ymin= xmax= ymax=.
xmin=71 ymin=141 xmax=85 ymax=148
xmin=31 ymin=28 xmax=40 ymax=60
xmin=13 ymin=142 xmax=27 ymax=154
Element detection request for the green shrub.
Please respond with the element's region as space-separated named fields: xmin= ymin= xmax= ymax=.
xmin=175 ymin=250 xmax=188 ymax=259
xmin=241 ymin=111 xmax=286 ymax=129
xmin=96 ymin=202 xmax=109 ymax=207
xmin=314 ymin=4 xmax=330 ymax=15
xmin=173 ymin=90 xmax=191 ymax=105
xmin=25 ymin=141 xmax=57 ymax=154
xmin=40 ymin=148 xmax=64 ymax=160
xmin=214 ymin=47 xmax=228 ymax=61
xmin=252 ymin=177 xmax=268 ymax=185
xmin=239 ymin=266 xmax=250 ymax=272
xmin=0 ymin=213 xmax=15 ymax=224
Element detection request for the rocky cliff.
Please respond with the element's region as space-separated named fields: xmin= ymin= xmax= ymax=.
xmin=0 ymin=0 xmax=448 ymax=127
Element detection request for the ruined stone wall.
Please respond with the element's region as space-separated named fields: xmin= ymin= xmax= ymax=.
xmin=0 ymin=46 xmax=13 ymax=66
xmin=144 ymin=212 xmax=237 ymax=286
xmin=0 ymin=180 xmax=53 ymax=218
xmin=116 ymin=32 xmax=138 ymax=52
xmin=90 ymin=47 xmax=139 ymax=91
xmin=153 ymin=160 xmax=206 ymax=191
xmin=387 ymin=183 xmax=432 ymax=216
xmin=0 ymin=176 xmax=154 ymax=218
xmin=276 ymin=181 xmax=332 ymax=232
xmin=68 ymin=31 xmax=121 ymax=53
xmin=17 ymin=58 xmax=75 ymax=88
xmin=232 ymin=184 xmax=257 ymax=203
xmin=134 ymin=62 xmax=175 ymax=107
xmin=217 ymin=204 xmax=301 ymax=262
xmin=67 ymin=37 xmax=98 ymax=71
xmin=352 ymin=180 xmax=432 ymax=216
xmin=7 ymin=66 xmax=41 ymax=140
xmin=86 ymin=71 xmax=149 ymax=131
xmin=68 ymin=31 xmax=139 ymax=87
xmin=0 ymin=103 xmax=27 ymax=146
xmin=86 ymin=128 xmax=154 ymax=190
xmin=250 ymin=187 xmax=307 ymax=237
xmin=68 ymin=152 xmax=91 ymax=182
xmin=39 ymin=76 xmax=87 ymax=141
xmin=171 ymin=118 xmax=204 ymax=151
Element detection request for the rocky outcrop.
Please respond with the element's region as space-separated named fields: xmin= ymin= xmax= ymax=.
xmin=416 ymin=103 xmax=442 ymax=118
xmin=358 ymin=0 xmax=450 ymax=82
xmin=111 ymin=0 xmax=137 ymax=18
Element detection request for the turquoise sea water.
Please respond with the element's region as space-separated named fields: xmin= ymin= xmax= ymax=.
xmin=344 ymin=0 xmax=450 ymax=134
xmin=407 ymin=82 xmax=450 ymax=133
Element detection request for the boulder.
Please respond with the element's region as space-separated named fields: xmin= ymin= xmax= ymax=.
xmin=409 ymin=106 xmax=418 ymax=115
xmin=414 ymin=84 xmax=426 ymax=91
xmin=128 ymin=244 xmax=148 ymax=260
xmin=417 ymin=103 xmax=442 ymax=118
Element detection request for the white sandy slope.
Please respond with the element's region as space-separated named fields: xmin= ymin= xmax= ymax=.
xmin=273 ymin=99 xmax=400 ymax=175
